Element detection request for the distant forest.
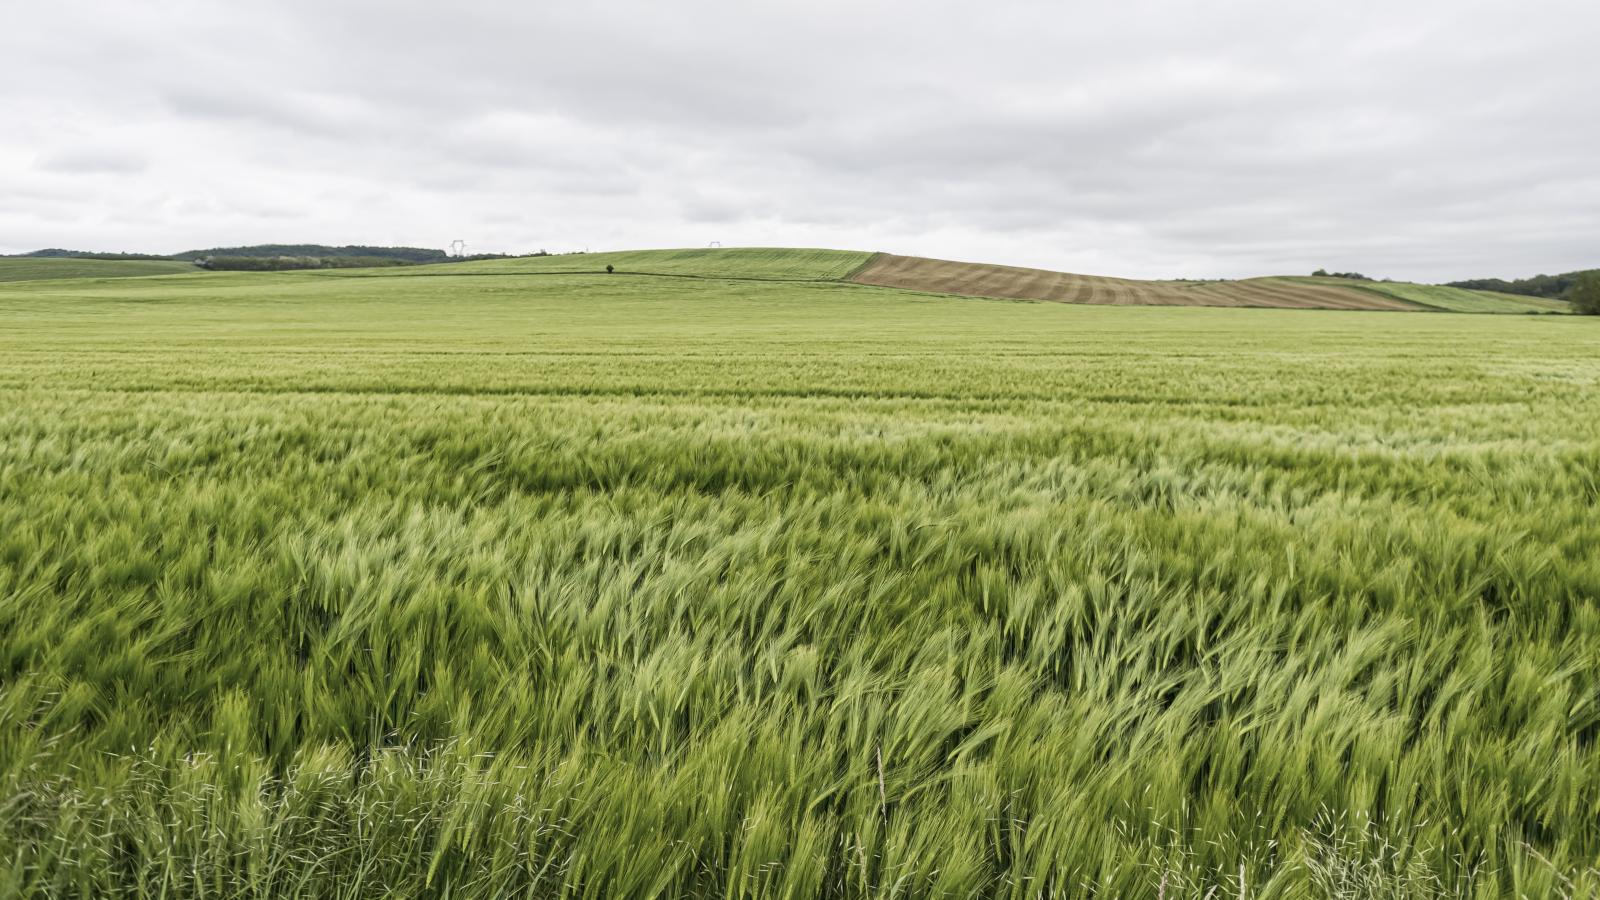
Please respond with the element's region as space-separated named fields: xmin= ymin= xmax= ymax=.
xmin=17 ymin=244 xmax=449 ymax=262
xmin=21 ymin=249 xmax=174 ymax=261
xmin=1446 ymin=269 xmax=1599 ymax=299
xmin=9 ymin=245 xmax=548 ymax=271
xmin=169 ymin=245 xmax=451 ymax=263
xmin=194 ymin=256 xmax=418 ymax=271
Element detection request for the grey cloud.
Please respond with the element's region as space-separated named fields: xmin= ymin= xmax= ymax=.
xmin=163 ymin=86 xmax=380 ymax=140
xmin=37 ymin=149 xmax=149 ymax=175
xmin=1 ymin=0 xmax=1597 ymax=280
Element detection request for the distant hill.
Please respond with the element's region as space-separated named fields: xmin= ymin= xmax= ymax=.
xmin=393 ymin=248 xmax=1560 ymax=314
xmin=10 ymin=245 xmax=452 ymax=263
xmin=17 ymin=249 xmax=175 ymax=260
xmin=848 ymin=254 xmax=1562 ymax=313
xmin=171 ymin=245 xmax=450 ymax=262
xmin=1294 ymin=277 xmax=1568 ymax=313
xmin=0 ymin=258 xmax=198 ymax=282
xmin=0 ymin=244 xmax=1584 ymax=314
xmin=393 ymin=247 xmax=875 ymax=280
xmin=1445 ymin=269 xmax=1596 ymax=300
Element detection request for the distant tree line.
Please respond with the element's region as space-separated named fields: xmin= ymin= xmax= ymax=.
xmin=1445 ymin=269 xmax=1600 ymax=300
xmin=20 ymin=249 xmax=174 ymax=260
xmin=1310 ymin=266 xmax=1600 ymax=311
xmin=1570 ymin=273 xmax=1600 ymax=315
xmin=190 ymin=250 xmax=568 ymax=271
xmin=194 ymin=256 xmax=417 ymax=271
xmin=9 ymin=245 xmax=567 ymax=266
xmin=170 ymin=245 xmax=452 ymax=263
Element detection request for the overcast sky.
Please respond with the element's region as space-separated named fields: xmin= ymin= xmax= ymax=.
xmin=2 ymin=0 xmax=1595 ymax=280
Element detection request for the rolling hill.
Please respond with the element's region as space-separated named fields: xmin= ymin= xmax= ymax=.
xmin=169 ymin=244 xmax=451 ymax=262
xmin=381 ymin=247 xmax=877 ymax=280
xmin=354 ymin=248 xmax=1563 ymax=314
xmin=850 ymin=253 xmax=1560 ymax=313
xmin=1287 ymin=277 xmax=1572 ymax=313
xmin=0 ymin=246 xmax=1573 ymax=314
xmin=0 ymin=257 xmax=199 ymax=282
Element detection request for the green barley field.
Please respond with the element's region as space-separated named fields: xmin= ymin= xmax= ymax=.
xmin=0 ymin=257 xmax=199 ymax=283
xmin=2 ymin=250 xmax=1598 ymax=899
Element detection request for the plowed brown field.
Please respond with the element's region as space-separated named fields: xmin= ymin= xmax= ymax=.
xmin=849 ymin=254 xmax=1426 ymax=311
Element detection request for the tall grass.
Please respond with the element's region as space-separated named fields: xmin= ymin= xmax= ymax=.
xmin=1 ymin=260 xmax=1598 ymax=898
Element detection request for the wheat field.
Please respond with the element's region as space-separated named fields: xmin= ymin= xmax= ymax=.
xmin=1 ymin=255 xmax=1598 ymax=898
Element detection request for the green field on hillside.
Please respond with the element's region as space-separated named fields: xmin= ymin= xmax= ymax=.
xmin=386 ymin=246 xmax=876 ymax=280
xmin=2 ymin=253 xmax=1598 ymax=899
xmin=0 ymin=257 xmax=198 ymax=282
xmin=1285 ymin=276 xmax=1569 ymax=314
